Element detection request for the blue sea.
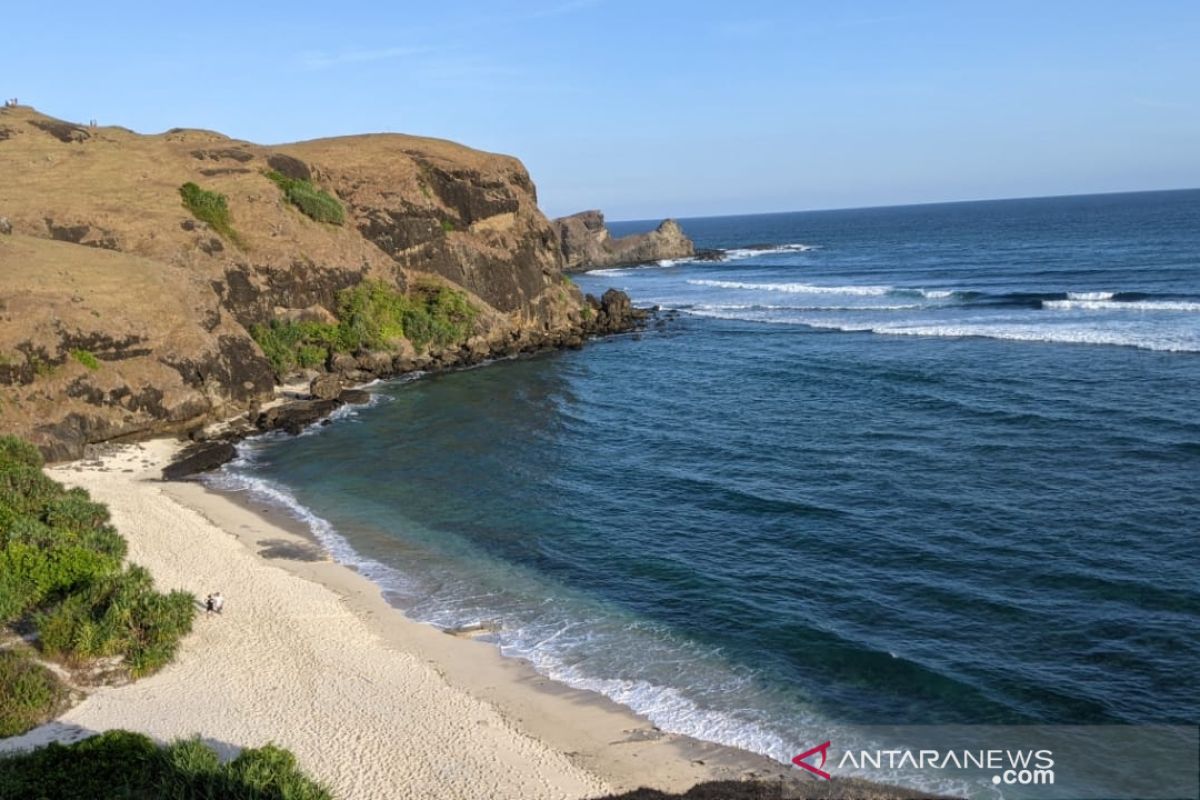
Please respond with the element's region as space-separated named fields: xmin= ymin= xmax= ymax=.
xmin=209 ymin=189 xmax=1200 ymax=792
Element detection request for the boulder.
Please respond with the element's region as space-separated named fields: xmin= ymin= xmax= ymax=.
xmin=255 ymin=399 xmax=338 ymax=435
xmin=337 ymin=389 xmax=371 ymax=405
xmin=162 ymin=441 xmax=237 ymax=480
xmin=309 ymin=373 xmax=342 ymax=400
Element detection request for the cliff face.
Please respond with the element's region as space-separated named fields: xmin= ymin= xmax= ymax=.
xmin=0 ymin=106 xmax=632 ymax=459
xmin=554 ymin=210 xmax=694 ymax=272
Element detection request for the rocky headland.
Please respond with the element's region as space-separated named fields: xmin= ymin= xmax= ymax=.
xmin=0 ymin=106 xmax=647 ymax=461
xmin=554 ymin=209 xmax=694 ymax=272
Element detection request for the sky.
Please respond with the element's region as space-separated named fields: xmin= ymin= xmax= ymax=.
xmin=3 ymin=1 xmax=1198 ymax=220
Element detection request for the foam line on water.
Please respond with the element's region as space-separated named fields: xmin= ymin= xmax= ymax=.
xmin=1043 ymin=299 xmax=1200 ymax=312
xmin=688 ymin=279 xmax=894 ymax=296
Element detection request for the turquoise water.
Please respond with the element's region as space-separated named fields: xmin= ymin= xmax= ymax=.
xmin=209 ymin=190 xmax=1200 ymax=784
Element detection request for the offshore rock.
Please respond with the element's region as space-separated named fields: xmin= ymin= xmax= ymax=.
xmin=554 ymin=209 xmax=694 ymax=272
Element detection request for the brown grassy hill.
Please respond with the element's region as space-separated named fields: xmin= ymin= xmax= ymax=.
xmin=0 ymin=106 xmax=618 ymax=459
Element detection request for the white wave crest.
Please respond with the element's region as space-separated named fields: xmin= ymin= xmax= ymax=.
xmin=867 ymin=323 xmax=1198 ymax=352
xmin=721 ymin=243 xmax=819 ymax=261
xmin=688 ymin=279 xmax=893 ymax=296
xmin=1043 ymin=299 xmax=1200 ymax=312
xmin=1067 ymin=291 xmax=1115 ymax=301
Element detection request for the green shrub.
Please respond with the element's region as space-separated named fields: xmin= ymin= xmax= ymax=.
xmin=179 ymin=181 xmax=241 ymax=244
xmin=249 ymin=281 xmax=478 ymax=376
xmin=0 ymin=435 xmax=44 ymax=469
xmin=0 ymin=462 xmax=62 ymax=516
xmin=38 ymin=565 xmax=194 ymax=676
xmin=0 ymin=650 xmax=67 ymax=737
xmin=0 ymin=436 xmax=194 ymax=683
xmin=264 ymin=170 xmax=345 ymax=225
xmin=0 ymin=731 xmax=332 ymax=799
xmin=250 ymin=319 xmax=340 ymax=375
xmin=69 ymin=349 xmax=100 ymax=370
xmin=440 ymin=219 xmax=455 ymax=233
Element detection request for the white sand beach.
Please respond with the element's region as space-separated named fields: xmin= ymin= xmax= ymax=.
xmin=0 ymin=440 xmax=793 ymax=800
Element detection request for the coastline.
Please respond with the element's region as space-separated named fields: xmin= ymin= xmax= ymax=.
xmin=0 ymin=438 xmax=825 ymax=799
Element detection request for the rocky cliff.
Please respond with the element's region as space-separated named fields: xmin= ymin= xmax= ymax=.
xmin=554 ymin=210 xmax=694 ymax=272
xmin=0 ymin=106 xmax=641 ymax=460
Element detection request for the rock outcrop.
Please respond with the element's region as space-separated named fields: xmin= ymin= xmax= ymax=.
xmin=554 ymin=210 xmax=694 ymax=272
xmin=0 ymin=106 xmax=648 ymax=460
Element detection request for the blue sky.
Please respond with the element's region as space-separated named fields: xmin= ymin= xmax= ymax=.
xmin=3 ymin=1 xmax=1197 ymax=219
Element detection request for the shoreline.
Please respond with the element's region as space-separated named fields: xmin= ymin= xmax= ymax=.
xmin=1 ymin=438 xmax=825 ymax=799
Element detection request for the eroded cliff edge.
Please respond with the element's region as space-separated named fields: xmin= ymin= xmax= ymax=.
xmin=0 ymin=106 xmax=641 ymax=460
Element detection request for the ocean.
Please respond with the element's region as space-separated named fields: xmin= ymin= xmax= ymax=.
xmin=207 ymin=189 xmax=1200 ymax=793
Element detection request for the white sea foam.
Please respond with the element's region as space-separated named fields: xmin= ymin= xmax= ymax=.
xmin=721 ymin=243 xmax=819 ymax=260
xmin=1066 ymin=291 xmax=1115 ymax=301
xmin=688 ymin=279 xmax=894 ymax=296
xmin=1043 ymin=299 xmax=1200 ymax=312
xmin=689 ymin=303 xmax=924 ymax=315
xmin=685 ymin=280 xmax=963 ymax=301
xmin=865 ymin=322 xmax=1198 ymax=352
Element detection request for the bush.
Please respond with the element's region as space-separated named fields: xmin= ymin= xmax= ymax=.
xmin=179 ymin=182 xmax=241 ymax=244
xmin=0 ymin=649 xmax=67 ymax=737
xmin=0 ymin=435 xmax=195 ymax=684
xmin=0 ymin=731 xmax=332 ymax=799
xmin=249 ymin=281 xmax=478 ymax=376
xmin=37 ymin=565 xmax=195 ymax=676
xmin=69 ymin=349 xmax=100 ymax=370
xmin=264 ymin=170 xmax=345 ymax=225
xmin=0 ymin=435 xmax=44 ymax=469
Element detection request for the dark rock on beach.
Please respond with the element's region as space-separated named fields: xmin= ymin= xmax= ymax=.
xmin=255 ymin=399 xmax=339 ymax=436
xmin=161 ymin=441 xmax=237 ymax=480
xmin=309 ymin=373 xmax=342 ymax=401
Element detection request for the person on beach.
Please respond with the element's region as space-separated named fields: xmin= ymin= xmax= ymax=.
xmin=205 ymin=592 xmax=225 ymax=615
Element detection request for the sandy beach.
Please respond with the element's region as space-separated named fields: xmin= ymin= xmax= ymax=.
xmin=0 ymin=439 xmax=800 ymax=799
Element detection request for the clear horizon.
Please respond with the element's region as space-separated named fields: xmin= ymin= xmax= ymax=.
xmin=3 ymin=1 xmax=1197 ymax=219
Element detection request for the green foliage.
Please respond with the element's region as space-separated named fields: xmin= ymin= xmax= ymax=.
xmin=0 ymin=649 xmax=67 ymax=737
xmin=440 ymin=218 xmax=455 ymax=233
xmin=179 ymin=181 xmax=241 ymax=244
xmin=249 ymin=318 xmax=340 ymax=376
xmin=69 ymin=349 xmax=100 ymax=370
xmin=38 ymin=565 xmax=195 ymax=676
xmin=0 ymin=435 xmax=44 ymax=469
xmin=0 ymin=730 xmax=332 ymax=800
xmin=249 ymin=281 xmax=478 ymax=376
xmin=0 ymin=436 xmax=195 ymax=690
xmin=264 ymin=170 xmax=345 ymax=225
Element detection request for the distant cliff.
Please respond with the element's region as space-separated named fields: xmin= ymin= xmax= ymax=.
xmin=0 ymin=106 xmax=641 ymax=460
xmin=554 ymin=210 xmax=694 ymax=272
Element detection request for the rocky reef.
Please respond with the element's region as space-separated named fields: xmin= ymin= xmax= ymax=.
xmin=0 ymin=106 xmax=645 ymax=460
xmin=554 ymin=209 xmax=694 ymax=272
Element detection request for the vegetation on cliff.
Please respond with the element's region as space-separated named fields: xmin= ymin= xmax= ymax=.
xmin=178 ymin=181 xmax=241 ymax=245
xmin=0 ymin=730 xmax=331 ymax=800
xmin=251 ymin=280 xmax=479 ymax=376
xmin=265 ymin=169 xmax=346 ymax=225
xmin=0 ymin=435 xmax=195 ymax=735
